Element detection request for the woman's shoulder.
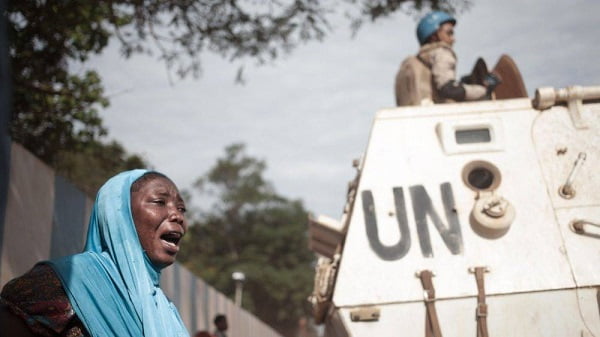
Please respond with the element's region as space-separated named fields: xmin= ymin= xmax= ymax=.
xmin=1 ymin=264 xmax=63 ymax=307
xmin=0 ymin=264 xmax=89 ymax=337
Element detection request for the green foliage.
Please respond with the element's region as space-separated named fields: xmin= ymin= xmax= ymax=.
xmin=7 ymin=0 xmax=465 ymax=177
xmin=7 ymin=1 xmax=144 ymax=194
xmin=10 ymin=70 xmax=109 ymax=164
xmin=8 ymin=1 xmax=114 ymax=164
xmin=179 ymin=144 xmax=314 ymax=337
xmin=54 ymin=140 xmax=147 ymax=197
xmin=351 ymin=0 xmax=469 ymax=20
xmin=346 ymin=0 xmax=471 ymax=33
xmin=103 ymin=0 xmax=465 ymax=78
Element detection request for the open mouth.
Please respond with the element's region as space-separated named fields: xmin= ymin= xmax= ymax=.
xmin=160 ymin=231 xmax=182 ymax=247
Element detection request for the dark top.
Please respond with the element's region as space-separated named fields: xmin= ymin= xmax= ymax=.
xmin=0 ymin=264 xmax=89 ymax=337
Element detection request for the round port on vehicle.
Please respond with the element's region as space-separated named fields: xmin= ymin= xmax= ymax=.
xmin=470 ymin=195 xmax=515 ymax=239
xmin=462 ymin=161 xmax=501 ymax=192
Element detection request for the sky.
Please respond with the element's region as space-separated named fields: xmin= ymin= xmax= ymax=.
xmin=87 ymin=0 xmax=600 ymax=219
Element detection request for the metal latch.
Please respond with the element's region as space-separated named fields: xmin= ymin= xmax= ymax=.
xmin=570 ymin=219 xmax=600 ymax=239
xmin=349 ymin=306 xmax=380 ymax=322
xmin=559 ymin=152 xmax=586 ymax=199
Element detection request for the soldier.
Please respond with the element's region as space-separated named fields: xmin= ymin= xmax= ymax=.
xmin=395 ymin=11 xmax=500 ymax=106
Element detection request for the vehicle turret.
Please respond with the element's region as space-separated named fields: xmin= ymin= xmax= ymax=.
xmin=308 ymin=85 xmax=600 ymax=336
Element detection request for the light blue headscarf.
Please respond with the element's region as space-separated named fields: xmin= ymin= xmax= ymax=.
xmin=46 ymin=170 xmax=189 ymax=337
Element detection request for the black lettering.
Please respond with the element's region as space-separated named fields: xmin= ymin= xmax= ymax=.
xmin=362 ymin=189 xmax=411 ymax=261
xmin=409 ymin=183 xmax=463 ymax=258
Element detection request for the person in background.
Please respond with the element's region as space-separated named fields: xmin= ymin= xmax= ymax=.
xmin=213 ymin=314 xmax=229 ymax=337
xmin=296 ymin=317 xmax=318 ymax=337
xmin=395 ymin=11 xmax=500 ymax=106
xmin=194 ymin=331 xmax=214 ymax=337
xmin=0 ymin=170 xmax=189 ymax=337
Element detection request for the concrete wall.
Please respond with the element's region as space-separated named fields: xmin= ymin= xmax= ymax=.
xmin=0 ymin=142 xmax=280 ymax=337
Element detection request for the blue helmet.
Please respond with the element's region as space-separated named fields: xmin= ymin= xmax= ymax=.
xmin=416 ymin=11 xmax=456 ymax=45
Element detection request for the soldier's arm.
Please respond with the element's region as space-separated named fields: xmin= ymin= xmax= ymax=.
xmin=431 ymin=47 xmax=486 ymax=101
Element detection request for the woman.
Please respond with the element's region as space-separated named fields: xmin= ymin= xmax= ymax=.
xmin=0 ymin=170 xmax=189 ymax=336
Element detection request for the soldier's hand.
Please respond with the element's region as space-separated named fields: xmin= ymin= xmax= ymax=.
xmin=484 ymin=73 xmax=502 ymax=97
xmin=484 ymin=73 xmax=501 ymax=88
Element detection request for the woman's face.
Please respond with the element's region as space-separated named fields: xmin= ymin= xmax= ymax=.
xmin=131 ymin=176 xmax=187 ymax=268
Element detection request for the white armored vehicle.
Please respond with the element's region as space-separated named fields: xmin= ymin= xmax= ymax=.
xmin=308 ymin=85 xmax=600 ymax=336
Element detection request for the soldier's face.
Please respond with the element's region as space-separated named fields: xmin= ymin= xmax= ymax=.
xmin=436 ymin=22 xmax=455 ymax=46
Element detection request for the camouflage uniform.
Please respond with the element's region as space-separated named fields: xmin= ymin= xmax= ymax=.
xmin=395 ymin=42 xmax=488 ymax=106
xmin=418 ymin=42 xmax=487 ymax=102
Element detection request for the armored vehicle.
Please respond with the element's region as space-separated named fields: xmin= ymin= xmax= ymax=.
xmin=308 ymin=84 xmax=600 ymax=336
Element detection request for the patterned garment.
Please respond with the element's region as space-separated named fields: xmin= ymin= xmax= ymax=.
xmin=0 ymin=264 xmax=89 ymax=337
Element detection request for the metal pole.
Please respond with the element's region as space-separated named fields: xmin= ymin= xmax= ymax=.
xmin=234 ymin=281 xmax=243 ymax=307
xmin=232 ymin=271 xmax=245 ymax=307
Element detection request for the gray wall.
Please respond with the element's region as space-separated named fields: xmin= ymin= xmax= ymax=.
xmin=0 ymin=0 xmax=11 ymax=281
